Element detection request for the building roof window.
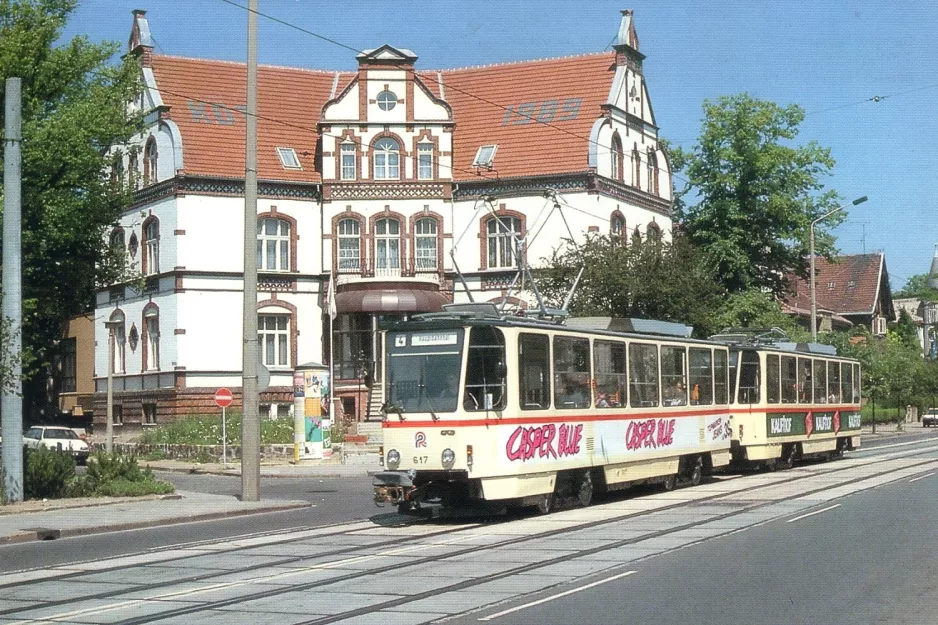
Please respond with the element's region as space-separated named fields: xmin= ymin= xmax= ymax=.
xmin=473 ymin=144 xmax=498 ymax=169
xmin=276 ymin=147 xmax=301 ymax=169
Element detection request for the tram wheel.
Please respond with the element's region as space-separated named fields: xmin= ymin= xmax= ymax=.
xmin=686 ymin=456 xmax=703 ymax=487
xmin=662 ymin=473 xmax=678 ymax=491
xmin=577 ymin=472 xmax=594 ymax=507
xmin=779 ymin=445 xmax=796 ymax=470
xmin=535 ymin=493 xmax=555 ymax=515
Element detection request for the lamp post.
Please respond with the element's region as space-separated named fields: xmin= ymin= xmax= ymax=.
xmin=810 ymin=196 xmax=868 ymax=341
xmin=103 ymin=320 xmax=122 ymax=453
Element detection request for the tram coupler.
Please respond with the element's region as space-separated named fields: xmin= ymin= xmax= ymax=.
xmin=373 ymin=470 xmax=415 ymax=507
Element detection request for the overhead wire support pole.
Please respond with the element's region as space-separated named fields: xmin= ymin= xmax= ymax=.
xmin=2 ymin=77 xmax=23 ymax=503
xmin=241 ymin=0 xmax=260 ymax=501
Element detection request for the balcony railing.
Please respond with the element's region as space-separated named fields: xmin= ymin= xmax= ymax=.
xmin=335 ymin=255 xmax=441 ymax=282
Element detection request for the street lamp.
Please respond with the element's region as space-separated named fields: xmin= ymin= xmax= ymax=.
xmin=103 ymin=319 xmax=122 ymax=454
xmin=810 ymin=196 xmax=868 ymax=341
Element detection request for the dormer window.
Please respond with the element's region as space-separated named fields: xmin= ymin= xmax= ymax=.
xmin=473 ymin=144 xmax=498 ymax=169
xmin=377 ymin=90 xmax=397 ymax=111
xmin=277 ymin=147 xmax=301 ymax=169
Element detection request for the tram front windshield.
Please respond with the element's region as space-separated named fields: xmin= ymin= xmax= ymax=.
xmin=386 ymin=329 xmax=464 ymax=413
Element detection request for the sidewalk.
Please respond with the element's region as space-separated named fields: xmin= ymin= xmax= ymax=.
xmin=140 ymin=454 xmax=382 ymax=478
xmin=0 ymin=490 xmax=309 ymax=545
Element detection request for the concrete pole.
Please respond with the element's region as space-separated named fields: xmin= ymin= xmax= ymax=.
xmin=809 ymin=225 xmax=817 ymax=342
xmin=1 ymin=78 xmax=23 ymax=503
xmin=241 ymin=0 xmax=260 ymax=501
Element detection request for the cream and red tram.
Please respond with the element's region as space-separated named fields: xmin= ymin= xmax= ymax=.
xmin=710 ymin=329 xmax=862 ymax=470
xmin=372 ymin=304 xmax=734 ymax=514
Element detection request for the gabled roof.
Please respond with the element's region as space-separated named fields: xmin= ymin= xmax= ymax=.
xmin=150 ymin=55 xmax=334 ymax=183
xmin=784 ymin=253 xmax=887 ymax=316
xmin=439 ymin=52 xmax=617 ymax=181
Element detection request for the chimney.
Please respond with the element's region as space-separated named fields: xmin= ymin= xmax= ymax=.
xmin=128 ymin=9 xmax=154 ymax=68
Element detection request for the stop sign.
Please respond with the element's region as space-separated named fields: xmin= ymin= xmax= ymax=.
xmin=214 ymin=388 xmax=233 ymax=408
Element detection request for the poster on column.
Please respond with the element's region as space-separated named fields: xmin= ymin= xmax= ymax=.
xmin=302 ymin=370 xmax=331 ymax=459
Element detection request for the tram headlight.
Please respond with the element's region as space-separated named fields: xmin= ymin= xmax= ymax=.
xmin=386 ymin=449 xmax=401 ymax=470
xmin=441 ymin=448 xmax=456 ymax=469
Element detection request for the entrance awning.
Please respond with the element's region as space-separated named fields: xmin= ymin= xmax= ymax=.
xmin=335 ymin=283 xmax=449 ymax=314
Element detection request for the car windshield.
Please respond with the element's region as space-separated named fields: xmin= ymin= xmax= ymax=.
xmin=386 ymin=329 xmax=464 ymax=414
xmin=44 ymin=428 xmax=79 ymax=440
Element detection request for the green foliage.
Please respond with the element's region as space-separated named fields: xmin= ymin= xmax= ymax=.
xmin=0 ymin=0 xmax=143 ymax=414
xmin=893 ymin=310 xmax=922 ymax=353
xmin=893 ymin=274 xmax=938 ymax=301
xmin=138 ymin=414 xmax=295 ymax=446
xmin=67 ymin=451 xmax=174 ymax=497
xmin=709 ymin=289 xmax=807 ymax=339
xmin=673 ymin=93 xmax=841 ymax=296
xmin=24 ymin=446 xmax=76 ymax=499
xmin=537 ymin=233 xmax=723 ymax=337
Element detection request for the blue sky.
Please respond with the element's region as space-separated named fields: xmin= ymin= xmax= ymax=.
xmin=65 ymin=0 xmax=937 ymax=291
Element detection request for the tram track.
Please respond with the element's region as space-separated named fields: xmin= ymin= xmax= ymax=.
xmin=4 ymin=441 xmax=938 ymax=625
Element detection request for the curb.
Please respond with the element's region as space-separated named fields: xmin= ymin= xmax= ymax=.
xmin=0 ymin=500 xmax=310 ymax=545
xmin=144 ymin=464 xmax=376 ymax=478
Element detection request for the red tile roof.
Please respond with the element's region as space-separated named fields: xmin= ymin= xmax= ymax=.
xmin=151 ymin=55 xmax=333 ymax=183
xmin=785 ymin=253 xmax=885 ymax=315
xmin=151 ymin=50 xmax=619 ymax=184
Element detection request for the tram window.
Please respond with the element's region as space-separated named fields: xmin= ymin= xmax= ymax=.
xmin=853 ymin=364 xmax=861 ymax=402
xmin=813 ymin=360 xmax=827 ymax=403
xmin=842 ymin=363 xmax=853 ymax=404
xmin=464 ymin=326 xmax=507 ymax=411
xmin=688 ymin=348 xmax=713 ymax=405
xmin=519 ymin=333 xmax=550 ymax=410
xmin=766 ymin=354 xmax=780 ymax=404
xmin=737 ymin=351 xmax=760 ymax=404
xmin=629 ymin=342 xmax=659 ymax=407
xmin=660 ymin=346 xmax=687 ymax=406
xmin=553 ymin=336 xmax=591 ymax=409
xmin=781 ymin=356 xmax=798 ymax=404
xmin=798 ymin=358 xmax=812 ymax=403
xmin=594 ymin=340 xmax=627 ymax=408
xmin=728 ymin=351 xmax=739 ymax=403
xmin=828 ymin=362 xmax=841 ymax=403
xmin=714 ymin=350 xmax=729 ymax=405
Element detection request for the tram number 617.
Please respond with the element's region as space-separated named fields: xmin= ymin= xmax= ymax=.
xmin=413 ymin=456 xmax=429 ymax=464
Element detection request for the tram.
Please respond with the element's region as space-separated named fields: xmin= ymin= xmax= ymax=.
xmin=709 ymin=329 xmax=862 ymax=470
xmin=372 ymin=303 xmax=734 ymax=514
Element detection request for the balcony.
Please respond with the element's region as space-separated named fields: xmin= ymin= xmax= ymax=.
xmin=336 ymin=255 xmax=442 ymax=286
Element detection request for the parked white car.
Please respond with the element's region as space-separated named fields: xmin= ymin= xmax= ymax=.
xmin=23 ymin=426 xmax=90 ymax=464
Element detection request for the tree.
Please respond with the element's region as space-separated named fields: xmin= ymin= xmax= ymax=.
xmin=536 ymin=233 xmax=723 ymax=337
xmin=708 ymin=289 xmax=807 ymax=340
xmin=672 ymin=94 xmax=842 ymax=296
xmin=0 ymin=0 xmax=140 ymax=416
xmin=892 ymin=309 xmax=922 ymax=354
xmin=893 ymin=273 xmax=938 ymax=301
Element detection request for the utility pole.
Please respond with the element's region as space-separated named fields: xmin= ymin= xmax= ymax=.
xmin=2 ymin=78 xmax=24 ymax=503
xmin=241 ymin=0 xmax=260 ymax=501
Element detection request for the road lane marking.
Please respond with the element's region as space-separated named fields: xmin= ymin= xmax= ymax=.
xmin=909 ymin=472 xmax=935 ymax=483
xmin=786 ymin=504 xmax=840 ymax=523
xmin=478 ymin=570 xmax=637 ymax=621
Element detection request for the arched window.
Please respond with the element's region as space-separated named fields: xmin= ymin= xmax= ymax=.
xmin=372 ymin=137 xmax=400 ymax=180
xmin=647 ymin=150 xmax=658 ymax=194
xmin=337 ymin=218 xmax=361 ymax=270
xmin=110 ymin=227 xmax=125 ymax=252
xmin=415 ymin=218 xmax=438 ymax=270
xmin=108 ymin=311 xmax=126 ymax=374
xmin=611 ymin=135 xmax=623 ymax=181
xmin=632 ymin=147 xmax=641 ymax=188
xmin=128 ymin=152 xmax=138 ymax=189
xmin=610 ymin=213 xmax=625 ymax=243
xmin=417 ymin=142 xmax=434 ymax=180
xmin=647 ymin=221 xmax=662 ymax=241
xmin=110 ymin=154 xmax=124 ymax=187
xmin=257 ymin=218 xmax=291 ymax=272
xmin=143 ymin=305 xmax=160 ymax=371
xmin=144 ymin=138 xmax=158 ymax=185
xmin=486 ymin=216 xmax=522 ymax=269
xmin=374 ymin=218 xmax=401 ymax=271
xmin=143 ymin=218 xmax=160 ymax=276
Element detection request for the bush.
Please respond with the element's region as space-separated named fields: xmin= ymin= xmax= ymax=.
xmin=94 ymin=478 xmax=175 ymax=497
xmin=24 ymin=447 xmax=76 ymax=499
xmin=139 ymin=414 xmax=295 ymax=445
xmin=67 ymin=452 xmax=175 ymax=498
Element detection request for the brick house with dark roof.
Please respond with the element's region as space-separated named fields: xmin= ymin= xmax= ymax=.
xmin=93 ymin=9 xmax=675 ymax=428
xmin=783 ymin=253 xmax=895 ymax=336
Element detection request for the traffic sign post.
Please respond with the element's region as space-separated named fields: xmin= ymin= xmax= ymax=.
xmin=215 ymin=388 xmax=233 ymax=464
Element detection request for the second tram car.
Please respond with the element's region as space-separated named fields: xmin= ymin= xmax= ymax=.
xmin=710 ymin=329 xmax=862 ymax=470
xmin=373 ymin=304 xmax=735 ymax=514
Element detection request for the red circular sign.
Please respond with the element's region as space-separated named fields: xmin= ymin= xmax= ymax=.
xmin=214 ymin=388 xmax=233 ymax=408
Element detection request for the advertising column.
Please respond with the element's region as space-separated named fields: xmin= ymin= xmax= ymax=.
xmin=293 ymin=362 xmax=330 ymax=460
